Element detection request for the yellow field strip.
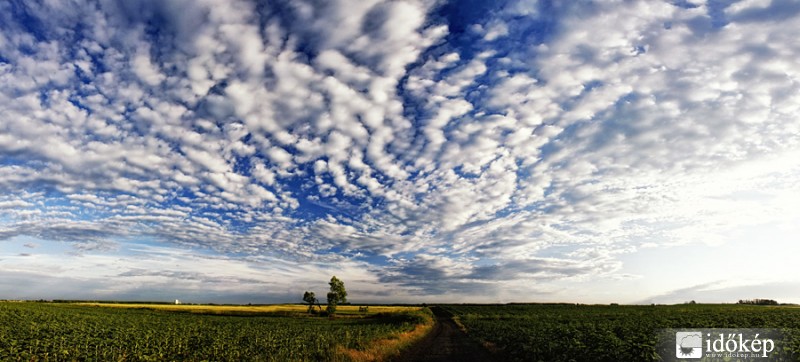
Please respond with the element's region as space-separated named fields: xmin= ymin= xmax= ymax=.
xmin=75 ymin=302 xmax=419 ymax=315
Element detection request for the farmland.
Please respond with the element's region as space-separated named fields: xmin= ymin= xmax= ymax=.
xmin=444 ymin=304 xmax=800 ymax=361
xmin=0 ymin=301 xmax=431 ymax=361
xmin=4 ymin=302 xmax=800 ymax=361
xmin=74 ymin=302 xmax=414 ymax=316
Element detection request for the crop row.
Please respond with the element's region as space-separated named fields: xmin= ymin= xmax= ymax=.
xmin=0 ymin=302 xmax=425 ymax=361
xmin=445 ymin=304 xmax=800 ymax=362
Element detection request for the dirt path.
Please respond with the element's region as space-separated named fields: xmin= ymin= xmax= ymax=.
xmin=392 ymin=306 xmax=496 ymax=362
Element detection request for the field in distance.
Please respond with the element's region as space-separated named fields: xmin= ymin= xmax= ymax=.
xmin=76 ymin=302 xmax=418 ymax=316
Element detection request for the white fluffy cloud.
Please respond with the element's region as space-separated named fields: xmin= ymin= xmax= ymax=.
xmin=0 ymin=0 xmax=799 ymax=302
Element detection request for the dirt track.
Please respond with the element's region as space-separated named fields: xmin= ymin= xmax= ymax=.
xmin=392 ymin=306 xmax=496 ymax=362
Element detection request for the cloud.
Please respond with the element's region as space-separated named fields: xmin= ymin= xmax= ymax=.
xmin=680 ymin=333 xmax=702 ymax=348
xmin=0 ymin=0 xmax=799 ymax=303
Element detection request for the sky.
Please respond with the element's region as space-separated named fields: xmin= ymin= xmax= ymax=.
xmin=1 ymin=0 xmax=799 ymax=305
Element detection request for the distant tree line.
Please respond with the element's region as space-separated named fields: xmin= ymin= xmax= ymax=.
xmin=737 ymin=299 xmax=778 ymax=305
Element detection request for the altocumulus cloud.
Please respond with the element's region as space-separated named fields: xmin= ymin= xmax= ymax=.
xmin=1 ymin=0 xmax=799 ymax=303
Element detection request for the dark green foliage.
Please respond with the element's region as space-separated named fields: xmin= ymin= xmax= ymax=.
xmin=327 ymin=292 xmax=338 ymax=315
xmin=329 ymin=276 xmax=347 ymax=303
xmin=327 ymin=276 xmax=347 ymax=315
xmin=0 ymin=302 xmax=422 ymax=361
xmin=444 ymin=304 xmax=800 ymax=362
xmin=738 ymin=299 xmax=779 ymax=305
xmin=303 ymin=291 xmax=320 ymax=313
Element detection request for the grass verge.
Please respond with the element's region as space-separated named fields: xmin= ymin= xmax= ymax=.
xmin=335 ymin=308 xmax=435 ymax=362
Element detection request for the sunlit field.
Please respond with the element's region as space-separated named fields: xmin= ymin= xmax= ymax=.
xmin=0 ymin=301 xmax=431 ymax=361
xmin=76 ymin=302 xmax=419 ymax=315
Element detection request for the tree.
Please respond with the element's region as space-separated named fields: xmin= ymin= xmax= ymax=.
xmin=326 ymin=276 xmax=347 ymax=315
xmin=738 ymin=298 xmax=778 ymax=305
xmin=302 ymin=291 xmax=320 ymax=313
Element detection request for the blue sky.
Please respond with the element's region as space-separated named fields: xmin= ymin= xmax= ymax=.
xmin=1 ymin=0 xmax=799 ymax=304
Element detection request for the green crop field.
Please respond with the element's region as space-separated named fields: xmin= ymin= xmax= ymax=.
xmin=5 ymin=301 xmax=800 ymax=361
xmin=0 ymin=301 xmax=431 ymax=361
xmin=444 ymin=304 xmax=800 ymax=362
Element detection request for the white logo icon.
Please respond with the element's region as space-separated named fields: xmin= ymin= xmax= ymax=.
xmin=676 ymin=331 xmax=702 ymax=359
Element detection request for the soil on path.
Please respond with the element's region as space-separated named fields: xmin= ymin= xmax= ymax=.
xmin=392 ymin=306 xmax=497 ymax=362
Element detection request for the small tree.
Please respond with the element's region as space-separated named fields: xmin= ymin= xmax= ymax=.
xmin=303 ymin=291 xmax=319 ymax=314
xmin=326 ymin=276 xmax=347 ymax=315
xmin=326 ymin=292 xmax=337 ymax=315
